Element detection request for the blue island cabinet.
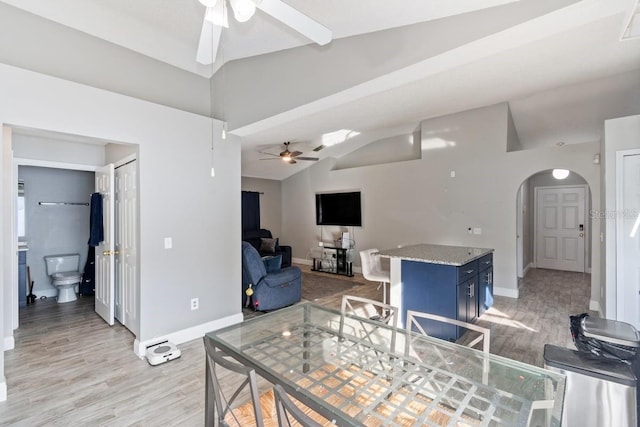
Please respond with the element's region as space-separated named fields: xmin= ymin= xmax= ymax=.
xmin=402 ymin=255 xmax=493 ymax=342
xmin=477 ymin=253 xmax=494 ymax=316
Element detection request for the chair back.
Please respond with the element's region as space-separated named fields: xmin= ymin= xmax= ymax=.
xmin=273 ymin=384 xmax=325 ymax=427
xmin=406 ymin=310 xmax=490 ymax=354
xmin=359 ymin=248 xmax=380 ymax=282
xmin=242 ymin=241 xmax=267 ymax=285
xmin=204 ymin=337 xmax=265 ymax=427
xmin=340 ymin=295 xmax=399 ymax=351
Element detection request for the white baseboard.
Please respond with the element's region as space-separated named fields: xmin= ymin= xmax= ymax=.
xmin=0 ymin=376 xmax=6 ymax=401
xmin=522 ymin=263 xmax=533 ymax=278
xmin=589 ymin=300 xmax=603 ymax=316
xmin=494 ymin=287 xmax=519 ymax=299
xmin=4 ymin=336 xmax=14 ymax=351
xmin=134 ymin=312 xmax=244 ymax=358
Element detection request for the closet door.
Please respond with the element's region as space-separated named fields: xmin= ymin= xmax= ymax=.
xmin=116 ymin=160 xmax=139 ymax=334
xmin=95 ymin=164 xmax=115 ymax=326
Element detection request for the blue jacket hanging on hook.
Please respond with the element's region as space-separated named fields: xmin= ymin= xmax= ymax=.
xmin=88 ymin=192 xmax=104 ymax=246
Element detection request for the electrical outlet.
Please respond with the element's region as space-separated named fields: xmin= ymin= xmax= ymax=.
xmin=191 ymin=298 xmax=199 ymax=310
xmin=473 ymin=227 xmax=482 ymax=235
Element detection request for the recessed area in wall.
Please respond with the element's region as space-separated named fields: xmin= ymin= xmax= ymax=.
xmin=333 ymin=127 xmax=422 ymax=170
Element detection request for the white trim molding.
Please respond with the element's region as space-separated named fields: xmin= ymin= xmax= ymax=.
xmin=0 ymin=377 xmax=7 ymax=401
xmin=522 ymin=262 xmax=533 ymax=278
xmin=589 ymin=300 xmax=603 ymax=317
xmin=134 ymin=312 xmax=244 ymax=358
xmin=3 ymin=336 xmax=14 ymax=351
xmin=494 ymin=286 xmax=519 ymax=299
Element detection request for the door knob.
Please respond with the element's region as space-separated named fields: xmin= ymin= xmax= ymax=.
xmin=102 ymin=250 xmax=120 ymax=256
xmin=579 ymin=233 xmax=584 ymax=237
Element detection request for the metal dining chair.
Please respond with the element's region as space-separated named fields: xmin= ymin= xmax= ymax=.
xmin=359 ymin=248 xmax=391 ymax=304
xmin=273 ymin=384 xmax=325 ymax=427
xmin=204 ymin=338 xmax=265 ymax=427
xmin=340 ymin=295 xmax=399 ymax=353
xmin=405 ymin=310 xmax=490 ymax=354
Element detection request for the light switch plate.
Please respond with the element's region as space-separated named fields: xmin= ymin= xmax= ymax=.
xmin=473 ymin=227 xmax=482 ymax=235
xmin=164 ymin=237 xmax=172 ymax=249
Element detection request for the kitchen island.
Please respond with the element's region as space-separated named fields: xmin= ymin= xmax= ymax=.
xmin=378 ymin=244 xmax=494 ymax=341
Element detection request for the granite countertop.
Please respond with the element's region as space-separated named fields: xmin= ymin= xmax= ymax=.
xmin=377 ymin=244 xmax=493 ymax=266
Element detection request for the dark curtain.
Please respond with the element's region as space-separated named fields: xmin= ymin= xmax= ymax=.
xmin=242 ymin=191 xmax=260 ymax=233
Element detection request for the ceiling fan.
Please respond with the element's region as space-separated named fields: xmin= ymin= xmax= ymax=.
xmin=196 ymin=0 xmax=333 ymax=65
xmin=260 ymin=142 xmax=319 ymax=164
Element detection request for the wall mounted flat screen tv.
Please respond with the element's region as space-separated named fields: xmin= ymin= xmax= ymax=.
xmin=315 ymin=191 xmax=362 ymax=226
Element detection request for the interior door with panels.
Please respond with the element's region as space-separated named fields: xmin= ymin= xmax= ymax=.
xmin=535 ymin=186 xmax=586 ymax=272
xmin=95 ymin=164 xmax=115 ymax=326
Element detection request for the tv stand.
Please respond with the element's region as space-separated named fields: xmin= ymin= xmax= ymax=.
xmin=311 ymin=246 xmax=353 ymax=277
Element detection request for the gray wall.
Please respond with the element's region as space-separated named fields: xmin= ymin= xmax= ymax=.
xmin=13 ymin=134 xmax=105 ymax=166
xmin=334 ymin=130 xmax=422 ymax=170
xmin=1 ymin=62 xmax=241 ymax=354
xmin=280 ymin=103 xmax=601 ymax=299
xmin=0 ymin=2 xmax=210 ymax=117
xmin=18 ymin=166 xmax=94 ymax=297
xmin=241 ymin=177 xmax=282 ymax=239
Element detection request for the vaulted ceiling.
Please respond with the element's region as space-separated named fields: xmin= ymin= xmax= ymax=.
xmin=2 ymin=0 xmax=639 ymax=180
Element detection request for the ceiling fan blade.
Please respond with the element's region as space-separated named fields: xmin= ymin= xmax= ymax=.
xmin=259 ymin=151 xmax=280 ymax=157
xmin=196 ymin=13 xmax=222 ymax=65
xmin=295 ymin=157 xmax=319 ymax=161
xmin=290 ymin=151 xmax=303 ymax=157
xmin=259 ymin=157 xmax=284 ymax=160
xmin=255 ymin=0 xmax=332 ymax=46
xmin=289 ymin=159 xmax=297 ymax=164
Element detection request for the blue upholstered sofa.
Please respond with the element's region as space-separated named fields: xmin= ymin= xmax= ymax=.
xmin=241 ymin=242 xmax=302 ymax=311
xmin=242 ymin=229 xmax=292 ymax=268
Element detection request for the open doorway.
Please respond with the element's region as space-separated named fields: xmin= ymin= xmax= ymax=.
xmin=9 ymin=126 xmax=140 ymax=339
xmin=516 ymin=169 xmax=592 ymax=278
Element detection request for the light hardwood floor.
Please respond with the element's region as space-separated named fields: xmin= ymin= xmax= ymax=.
xmin=0 ymin=266 xmax=592 ymax=426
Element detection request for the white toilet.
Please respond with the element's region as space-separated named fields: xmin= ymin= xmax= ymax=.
xmin=44 ymin=254 xmax=82 ymax=303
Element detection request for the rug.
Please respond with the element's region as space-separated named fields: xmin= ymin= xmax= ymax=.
xmin=242 ymin=272 xmax=365 ymax=319
xmin=301 ymin=273 xmax=364 ymax=302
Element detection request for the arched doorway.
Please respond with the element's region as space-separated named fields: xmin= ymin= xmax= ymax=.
xmin=516 ymin=169 xmax=592 ymax=279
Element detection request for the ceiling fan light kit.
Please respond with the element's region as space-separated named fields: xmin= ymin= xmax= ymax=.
xmin=259 ymin=142 xmax=319 ymax=165
xmin=196 ymin=0 xmax=333 ymax=65
xmin=230 ymin=0 xmax=257 ymax=22
xmin=204 ymin=2 xmax=229 ymax=27
xmin=199 ymin=0 xmax=218 ymax=7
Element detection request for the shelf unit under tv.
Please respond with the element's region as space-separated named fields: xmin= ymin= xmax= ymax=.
xmin=311 ymin=246 xmax=353 ymax=277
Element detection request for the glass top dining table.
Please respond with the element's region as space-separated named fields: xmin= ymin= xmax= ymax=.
xmin=204 ymin=303 xmax=566 ymax=426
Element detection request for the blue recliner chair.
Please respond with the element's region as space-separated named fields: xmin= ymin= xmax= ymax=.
xmin=242 ymin=242 xmax=302 ymax=311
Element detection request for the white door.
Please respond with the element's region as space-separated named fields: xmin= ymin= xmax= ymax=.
xmin=114 ymin=160 xmax=138 ymax=333
xmin=114 ymin=168 xmax=123 ymax=324
xmin=535 ymin=186 xmax=586 ymax=272
xmin=95 ymin=164 xmax=115 ymax=325
xmin=617 ymin=152 xmax=640 ymax=329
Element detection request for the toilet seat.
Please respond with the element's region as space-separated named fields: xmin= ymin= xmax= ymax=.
xmin=52 ymin=271 xmax=82 ymax=285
